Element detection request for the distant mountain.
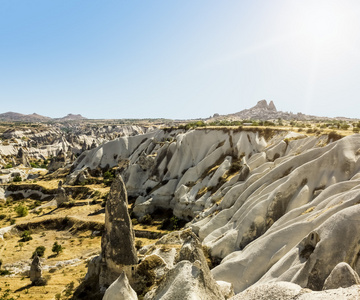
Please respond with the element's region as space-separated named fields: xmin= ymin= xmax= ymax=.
xmin=0 ymin=112 xmax=87 ymax=122
xmin=56 ymin=114 xmax=87 ymax=121
xmin=0 ymin=112 xmax=51 ymax=122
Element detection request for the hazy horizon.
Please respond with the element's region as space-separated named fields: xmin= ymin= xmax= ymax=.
xmin=1 ymin=1 xmax=360 ymax=119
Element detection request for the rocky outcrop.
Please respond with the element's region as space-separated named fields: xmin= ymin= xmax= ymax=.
xmin=48 ymin=149 xmax=66 ymax=172
xmin=199 ymin=135 xmax=360 ymax=293
xmin=99 ymin=174 xmax=137 ymax=290
xmin=231 ymin=282 xmax=303 ymax=300
xmin=323 ymin=262 xmax=360 ymax=290
xmin=55 ymin=180 xmax=68 ymax=206
xmin=144 ymin=260 xmax=225 ymax=300
xmin=138 ymin=229 xmax=226 ymax=300
xmin=231 ymin=282 xmax=360 ymax=300
xmin=30 ymin=254 xmax=45 ymax=285
xmin=103 ymin=272 xmax=138 ymax=300
xmin=209 ymin=100 xmax=329 ymax=121
xmin=69 ymin=128 xmax=269 ymax=220
xmin=16 ymin=148 xmax=30 ymax=167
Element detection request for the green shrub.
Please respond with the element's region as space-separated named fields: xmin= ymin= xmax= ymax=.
xmin=0 ymin=214 xmax=6 ymax=220
xmin=32 ymin=246 xmax=46 ymax=258
xmin=103 ymin=171 xmax=114 ymax=186
xmin=131 ymin=218 xmax=139 ymax=225
xmin=20 ymin=230 xmax=32 ymax=242
xmin=135 ymin=240 xmax=143 ymax=250
xmin=13 ymin=175 xmax=22 ymax=182
xmin=30 ymin=162 xmax=39 ymax=168
xmin=353 ymin=127 xmax=359 ymax=133
xmin=140 ymin=214 xmax=153 ymax=225
xmin=0 ymin=269 xmax=11 ymax=276
xmin=15 ymin=204 xmax=28 ymax=217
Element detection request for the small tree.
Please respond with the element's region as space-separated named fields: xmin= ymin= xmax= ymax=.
xmin=19 ymin=242 xmax=24 ymax=251
xmin=52 ymin=242 xmax=63 ymax=256
xmin=32 ymin=246 xmax=46 ymax=258
xmin=0 ymin=259 xmax=2 ymax=269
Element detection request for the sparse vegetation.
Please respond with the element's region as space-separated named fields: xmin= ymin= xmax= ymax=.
xmin=12 ymin=175 xmax=22 ymax=182
xmin=32 ymin=246 xmax=46 ymax=258
xmin=135 ymin=240 xmax=143 ymax=250
xmin=14 ymin=204 xmax=28 ymax=217
xmin=52 ymin=242 xmax=63 ymax=256
xmin=140 ymin=214 xmax=153 ymax=225
xmin=20 ymin=230 xmax=32 ymax=242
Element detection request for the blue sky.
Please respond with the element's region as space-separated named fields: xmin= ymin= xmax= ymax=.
xmin=1 ymin=0 xmax=360 ymax=119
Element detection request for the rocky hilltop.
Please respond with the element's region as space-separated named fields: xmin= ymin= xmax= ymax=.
xmin=55 ymin=113 xmax=87 ymax=121
xmin=210 ymin=99 xmax=344 ymax=121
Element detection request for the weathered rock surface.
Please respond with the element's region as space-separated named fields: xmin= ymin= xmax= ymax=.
xmin=99 ymin=174 xmax=137 ymax=289
xmin=323 ymin=262 xmax=360 ymax=290
xmin=144 ymin=260 xmax=225 ymax=300
xmin=30 ymin=254 xmax=45 ymax=285
xmin=60 ymin=127 xmax=360 ymax=298
xmin=230 ymin=282 xmax=303 ymax=300
xmin=55 ymin=180 xmax=68 ymax=206
xmin=231 ymin=282 xmax=360 ymax=300
xmin=103 ymin=272 xmax=138 ymax=300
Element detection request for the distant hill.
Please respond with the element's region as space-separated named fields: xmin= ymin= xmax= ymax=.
xmin=55 ymin=114 xmax=87 ymax=121
xmin=0 ymin=112 xmax=51 ymax=122
xmin=0 ymin=112 xmax=87 ymax=122
xmin=208 ymin=100 xmax=349 ymax=121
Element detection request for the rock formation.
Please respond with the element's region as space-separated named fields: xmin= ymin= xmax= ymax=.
xmin=48 ymin=149 xmax=66 ymax=172
xmin=30 ymin=254 xmax=45 ymax=285
xmin=16 ymin=148 xmax=30 ymax=167
xmin=323 ymin=262 xmax=360 ymax=290
xmin=231 ymin=281 xmax=360 ymax=300
xmin=16 ymin=124 xmax=360 ymax=299
xmin=99 ymin=174 xmax=138 ymax=290
xmin=103 ymin=272 xmax=138 ymax=300
xmin=139 ymin=229 xmax=226 ymax=300
xmin=55 ymin=180 xmax=68 ymax=206
xmin=144 ymin=260 xmax=225 ymax=300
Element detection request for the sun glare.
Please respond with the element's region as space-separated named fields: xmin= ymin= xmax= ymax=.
xmin=286 ymin=1 xmax=359 ymax=54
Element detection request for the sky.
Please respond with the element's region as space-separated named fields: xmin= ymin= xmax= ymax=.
xmin=1 ymin=0 xmax=360 ymax=119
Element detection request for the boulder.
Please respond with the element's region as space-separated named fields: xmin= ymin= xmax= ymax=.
xmin=144 ymin=260 xmax=225 ymax=300
xmin=217 ymin=281 xmax=235 ymax=299
xmin=84 ymin=255 xmax=101 ymax=281
xmin=103 ymin=272 xmax=138 ymax=300
xmin=175 ymin=229 xmax=208 ymax=267
xmin=323 ymin=262 xmax=360 ymax=290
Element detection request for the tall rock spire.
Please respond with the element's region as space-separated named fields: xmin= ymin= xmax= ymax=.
xmin=99 ymin=174 xmax=138 ymax=289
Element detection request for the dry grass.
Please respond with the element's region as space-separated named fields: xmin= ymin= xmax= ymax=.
xmin=0 ymin=190 xmax=105 ymax=300
xmin=0 ymin=227 xmax=101 ymax=300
